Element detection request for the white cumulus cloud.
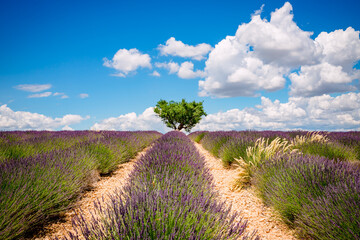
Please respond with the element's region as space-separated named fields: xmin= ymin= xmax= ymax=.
xmin=0 ymin=105 xmax=87 ymax=130
xmin=193 ymin=92 xmax=360 ymax=131
xmin=199 ymin=2 xmax=360 ymax=98
xmin=91 ymin=107 xmax=170 ymax=132
xmin=103 ymin=48 xmax=152 ymax=77
xmin=156 ymin=61 xmax=205 ymax=79
xmin=155 ymin=61 xmax=180 ymax=74
xmin=289 ymin=62 xmax=356 ymax=97
xmin=62 ymin=125 xmax=74 ymax=131
xmin=14 ymin=84 xmax=52 ymax=92
xmin=158 ymin=37 xmax=213 ymax=60
xmin=89 ymin=93 xmax=360 ymax=132
xmin=177 ymin=61 xmax=206 ymax=79
xmin=315 ymin=27 xmax=360 ymax=72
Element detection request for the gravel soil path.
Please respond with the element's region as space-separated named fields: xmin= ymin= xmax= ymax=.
xmin=194 ymin=142 xmax=299 ymax=240
xmin=31 ymin=147 xmax=149 ymax=240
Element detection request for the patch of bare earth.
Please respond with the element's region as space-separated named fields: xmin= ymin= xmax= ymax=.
xmin=31 ymin=147 xmax=149 ymax=240
xmin=194 ymin=142 xmax=298 ymax=240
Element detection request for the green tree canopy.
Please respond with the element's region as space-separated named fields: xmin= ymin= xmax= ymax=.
xmin=154 ymin=99 xmax=207 ymax=132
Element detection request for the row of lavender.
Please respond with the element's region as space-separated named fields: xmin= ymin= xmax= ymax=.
xmin=190 ymin=131 xmax=360 ymax=167
xmin=0 ymin=131 xmax=162 ymax=240
xmin=61 ymin=131 xmax=259 ymax=240
xmin=189 ymin=131 xmax=360 ymax=240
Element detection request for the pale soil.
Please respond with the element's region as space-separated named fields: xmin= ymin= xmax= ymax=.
xmin=194 ymin=142 xmax=299 ymax=240
xmin=31 ymin=147 xmax=148 ymax=240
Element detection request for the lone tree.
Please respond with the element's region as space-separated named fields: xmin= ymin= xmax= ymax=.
xmin=154 ymin=99 xmax=207 ymax=132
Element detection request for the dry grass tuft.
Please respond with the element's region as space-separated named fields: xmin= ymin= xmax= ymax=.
xmin=290 ymin=131 xmax=328 ymax=147
xmin=233 ymin=137 xmax=293 ymax=189
xmin=233 ymin=132 xmax=330 ymax=189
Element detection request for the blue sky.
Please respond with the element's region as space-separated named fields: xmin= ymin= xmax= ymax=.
xmin=0 ymin=0 xmax=359 ymax=132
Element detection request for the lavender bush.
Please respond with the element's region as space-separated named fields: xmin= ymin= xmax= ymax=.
xmin=296 ymin=181 xmax=360 ymax=240
xmin=195 ymin=131 xmax=359 ymax=239
xmin=327 ymin=131 xmax=360 ymax=161
xmin=293 ymin=140 xmax=358 ymax=162
xmin=188 ymin=131 xmax=208 ymax=143
xmin=0 ymin=148 xmax=96 ymax=240
xmin=198 ymin=131 xmax=264 ymax=166
xmin=196 ymin=130 xmax=359 ymax=167
xmin=81 ymin=131 xmax=162 ymax=174
xmin=63 ymin=131 xmax=259 ymax=240
xmin=0 ymin=131 xmax=161 ymax=240
xmin=252 ymin=153 xmax=360 ymax=239
xmin=200 ymin=131 xmax=239 ymax=157
xmin=218 ymin=135 xmax=260 ymax=167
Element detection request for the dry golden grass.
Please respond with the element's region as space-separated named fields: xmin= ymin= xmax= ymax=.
xmin=233 ymin=137 xmax=292 ymax=188
xmin=233 ymin=132 xmax=330 ymax=189
xmin=290 ymin=131 xmax=329 ymax=147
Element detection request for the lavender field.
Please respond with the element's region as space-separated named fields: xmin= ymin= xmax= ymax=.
xmin=0 ymin=130 xmax=359 ymax=240
xmin=0 ymin=131 xmax=162 ymax=239
xmin=189 ymin=130 xmax=360 ymax=240
xmin=62 ymin=131 xmax=258 ymax=240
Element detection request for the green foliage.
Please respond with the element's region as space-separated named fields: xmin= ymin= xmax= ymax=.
xmin=218 ymin=140 xmax=248 ymax=167
xmin=84 ymin=142 xmax=118 ymax=174
xmin=202 ymin=135 xmax=231 ymax=158
xmin=154 ymin=99 xmax=207 ymax=132
xmin=188 ymin=131 xmax=208 ymax=143
xmin=294 ymin=141 xmax=357 ymax=162
xmin=194 ymin=132 xmax=207 ymax=143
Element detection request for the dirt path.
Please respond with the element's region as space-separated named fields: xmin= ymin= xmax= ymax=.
xmin=32 ymin=147 xmax=148 ymax=240
xmin=194 ymin=142 xmax=298 ymax=240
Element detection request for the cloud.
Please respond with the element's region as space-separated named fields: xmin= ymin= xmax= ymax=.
xmin=14 ymin=84 xmax=52 ymax=92
xmin=28 ymin=92 xmax=52 ymax=98
xmin=151 ymin=71 xmax=161 ymax=77
xmin=103 ymin=48 xmax=151 ymax=77
xmin=89 ymin=92 xmax=360 ymax=132
xmin=177 ymin=62 xmax=206 ymax=79
xmin=54 ymin=92 xmax=69 ymax=99
xmin=288 ymin=27 xmax=360 ymax=97
xmin=199 ymin=2 xmax=360 ymax=98
xmin=91 ymin=107 xmax=170 ymax=132
xmin=0 ymin=105 xmax=87 ymax=130
xmin=199 ymin=52 xmax=286 ymax=97
xmin=193 ymin=92 xmax=360 ymax=131
xmin=155 ymin=61 xmax=180 ymax=74
xmin=237 ymin=2 xmax=321 ymax=67
xmin=79 ymin=93 xmax=89 ymax=99
xmin=158 ymin=37 xmax=213 ymax=60
xmin=315 ymin=27 xmax=360 ymax=72
xmin=289 ymin=62 xmax=357 ymax=97
xmin=156 ymin=61 xmax=205 ymax=79
xmin=15 ymin=85 xmax=71 ymax=99
xmin=253 ymin=4 xmax=265 ymax=16
xmin=62 ymin=125 xmax=74 ymax=131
